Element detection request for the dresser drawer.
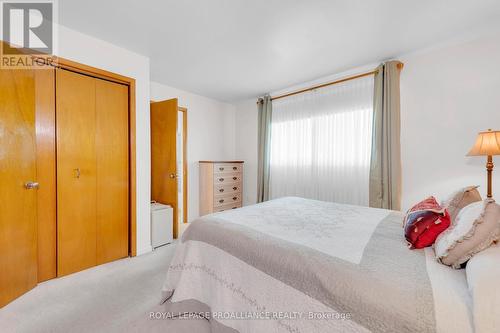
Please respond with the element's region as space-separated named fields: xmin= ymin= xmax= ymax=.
xmin=214 ymin=202 xmax=242 ymax=213
xmin=214 ymin=163 xmax=242 ymax=174
xmin=213 ymin=183 xmax=242 ymax=196
xmin=214 ymin=172 xmax=241 ymax=184
xmin=214 ymin=193 xmax=242 ymax=207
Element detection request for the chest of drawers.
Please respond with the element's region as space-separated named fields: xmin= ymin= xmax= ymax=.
xmin=199 ymin=161 xmax=244 ymax=216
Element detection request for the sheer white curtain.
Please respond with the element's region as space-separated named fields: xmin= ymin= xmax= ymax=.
xmin=269 ymin=76 xmax=374 ymax=206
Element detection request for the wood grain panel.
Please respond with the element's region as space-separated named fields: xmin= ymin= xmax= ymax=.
xmin=213 ymin=202 xmax=242 ymax=213
xmin=31 ymin=53 xmax=137 ymax=257
xmin=35 ymin=67 xmax=57 ymax=282
xmin=199 ymin=162 xmax=214 ymax=216
xmin=96 ymin=79 xmax=129 ymax=265
xmin=151 ymin=99 xmax=179 ymax=238
xmin=128 ymin=82 xmax=136 ymax=256
xmin=213 ymin=192 xmax=242 ymax=207
xmin=0 ymin=67 xmax=38 ymax=307
xmin=178 ymin=107 xmax=188 ymax=225
xmin=56 ymin=69 xmax=97 ymax=276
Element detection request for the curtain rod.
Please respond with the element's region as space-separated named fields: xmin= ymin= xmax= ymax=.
xmin=258 ymin=63 xmax=404 ymax=103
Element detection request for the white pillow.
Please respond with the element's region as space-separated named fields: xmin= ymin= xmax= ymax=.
xmin=434 ymin=200 xmax=500 ymax=268
xmin=466 ymin=242 xmax=500 ymax=333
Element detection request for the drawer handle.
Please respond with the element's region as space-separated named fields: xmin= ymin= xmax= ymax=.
xmin=219 ymin=199 xmax=224 ymax=203
xmin=232 ymin=187 xmax=237 ymax=190
xmin=232 ymin=167 xmax=237 ymax=170
xmin=232 ymin=207 xmax=237 ymax=209
xmin=232 ymin=177 xmax=237 ymax=180
xmin=219 ymin=189 xmax=224 ymax=192
xmin=219 ymin=167 xmax=224 ymax=171
xmin=219 ymin=178 xmax=224 ymax=182
xmin=233 ymin=197 xmax=237 ymax=200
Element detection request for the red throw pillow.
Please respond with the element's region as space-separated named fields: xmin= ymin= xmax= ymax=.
xmin=403 ymin=196 xmax=451 ymax=249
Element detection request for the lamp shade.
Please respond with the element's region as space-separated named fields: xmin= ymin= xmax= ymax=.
xmin=467 ymin=130 xmax=500 ymax=156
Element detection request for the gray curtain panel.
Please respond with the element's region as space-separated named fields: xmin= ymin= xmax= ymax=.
xmin=369 ymin=61 xmax=403 ymax=211
xmin=257 ymin=95 xmax=272 ymax=203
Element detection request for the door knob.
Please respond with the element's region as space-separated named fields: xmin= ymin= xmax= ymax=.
xmin=24 ymin=182 xmax=39 ymax=190
xmin=169 ymin=173 xmax=177 ymax=179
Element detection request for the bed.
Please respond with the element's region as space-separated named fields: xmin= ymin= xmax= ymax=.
xmin=159 ymin=197 xmax=479 ymax=333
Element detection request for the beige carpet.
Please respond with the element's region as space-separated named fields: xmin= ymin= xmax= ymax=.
xmin=0 ymin=242 xmax=210 ymax=333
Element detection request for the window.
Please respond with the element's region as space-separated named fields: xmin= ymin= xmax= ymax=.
xmin=269 ymin=75 xmax=374 ymax=205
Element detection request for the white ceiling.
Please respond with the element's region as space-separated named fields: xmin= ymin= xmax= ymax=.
xmin=59 ymin=0 xmax=500 ymax=102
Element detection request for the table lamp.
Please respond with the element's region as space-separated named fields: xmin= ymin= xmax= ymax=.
xmin=467 ymin=129 xmax=500 ymax=198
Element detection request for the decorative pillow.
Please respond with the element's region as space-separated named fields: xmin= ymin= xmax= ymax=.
xmin=403 ymin=196 xmax=451 ymax=249
xmin=441 ymin=185 xmax=482 ymax=223
xmin=435 ymin=199 xmax=500 ymax=269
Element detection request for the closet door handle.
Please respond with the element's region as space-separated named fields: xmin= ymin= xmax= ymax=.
xmin=24 ymin=182 xmax=39 ymax=190
xmin=74 ymin=168 xmax=81 ymax=178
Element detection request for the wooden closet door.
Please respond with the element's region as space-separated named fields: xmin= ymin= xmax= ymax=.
xmin=35 ymin=68 xmax=57 ymax=282
xmin=0 ymin=68 xmax=38 ymax=307
xmin=96 ymin=79 xmax=129 ymax=264
xmin=151 ymin=99 xmax=179 ymax=238
xmin=56 ymin=69 xmax=97 ymax=276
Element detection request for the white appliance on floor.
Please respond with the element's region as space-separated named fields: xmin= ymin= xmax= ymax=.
xmin=151 ymin=202 xmax=173 ymax=249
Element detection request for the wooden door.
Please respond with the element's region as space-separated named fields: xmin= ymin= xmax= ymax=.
xmin=56 ymin=69 xmax=97 ymax=276
xmin=178 ymin=108 xmax=188 ymax=226
xmin=0 ymin=68 xmax=38 ymax=307
xmin=35 ymin=68 xmax=57 ymax=282
xmin=151 ymin=99 xmax=179 ymax=238
xmin=96 ymin=79 xmax=129 ymax=264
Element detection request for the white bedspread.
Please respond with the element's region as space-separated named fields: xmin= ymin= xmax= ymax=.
xmin=212 ymin=198 xmax=391 ymax=264
xmin=160 ymin=197 xmax=474 ymax=333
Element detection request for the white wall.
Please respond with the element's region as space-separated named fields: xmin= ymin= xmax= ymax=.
xmin=234 ymin=99 xmax=259 ymax=205
xmin=399 ymin=30 xmax=500 ymax=210
xmin=57 ymin=26 xmax=152 ymax=255
xmin=234 ymin=30 xmax=500 ymax=211
xmin=150 ymin=82 xmax=236 ymax=221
